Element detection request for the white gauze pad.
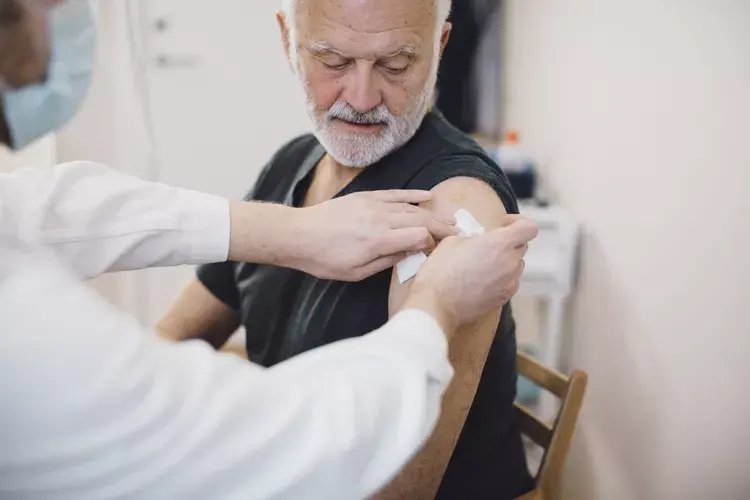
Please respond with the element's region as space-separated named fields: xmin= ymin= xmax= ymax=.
xmin=396 ymin=208 xmax=485 ymax=284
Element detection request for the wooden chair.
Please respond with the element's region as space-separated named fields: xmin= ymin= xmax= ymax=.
xmin=515 ymin=352 xmax=588 ymax=500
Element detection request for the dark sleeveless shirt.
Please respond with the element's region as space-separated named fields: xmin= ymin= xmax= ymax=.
xmin=197 ymin=111 xmax=533 ymax=498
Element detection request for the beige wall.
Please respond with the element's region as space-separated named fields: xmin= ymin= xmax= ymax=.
xmin=502 ymin=0 xmax=750 ymax=498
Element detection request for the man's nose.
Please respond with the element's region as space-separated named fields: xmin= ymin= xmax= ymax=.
xmin=342 ymin=63 xmax=382 ymax=113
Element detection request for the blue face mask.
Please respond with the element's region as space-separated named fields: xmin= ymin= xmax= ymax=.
xmin=2 ymin=0 xmax=96 ymax=150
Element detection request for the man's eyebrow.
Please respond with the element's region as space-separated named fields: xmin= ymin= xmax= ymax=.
xmin=381 ymin=45 xmax=420 ymax=59
xmin=306 ymin=42 xmax=420 ymax=59
xmin=307 ymin=42 xmax=344 ymax=57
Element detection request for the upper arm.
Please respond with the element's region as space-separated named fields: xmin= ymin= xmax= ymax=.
xmin=376 ymin=176 xmax=509 ymax=499
xmin=156 ymin=278 xmax=240 ymax=348
xmin=388 ymin=176 xmax=509 ymax=318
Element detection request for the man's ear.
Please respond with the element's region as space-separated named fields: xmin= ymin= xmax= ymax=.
xmin=439 ymin=22 xmax=452 ymax=57
xmin=276 ymin=11 xmax=292 ymax=69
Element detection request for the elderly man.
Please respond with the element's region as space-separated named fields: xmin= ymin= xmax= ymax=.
xmin=159 ymin=0 xmax=534 ymax=498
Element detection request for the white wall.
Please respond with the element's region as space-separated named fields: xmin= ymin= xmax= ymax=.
xmin=0 ymin=136 xmax=57 ymax=172
xmin=502 ymin=1 xmax=750 ymax=498
xmin=56 ymin=1 xmax=309 ymax=323
xmin=55 ymin=1 xmax=156 ymax=315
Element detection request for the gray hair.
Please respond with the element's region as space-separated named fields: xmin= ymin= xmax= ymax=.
xmin=281 ymin=0 xmax=452 ymax=32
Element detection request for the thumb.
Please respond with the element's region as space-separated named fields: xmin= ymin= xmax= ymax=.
xmin=507 ymin=218 xmax=540 ymax=246
xmin=421 ymin=233 xmax=438 ymax=256
xmin=501 ymin=214 xmax=523 ymax=227
xmin=493 ymin=218 xmax=539 ymax=247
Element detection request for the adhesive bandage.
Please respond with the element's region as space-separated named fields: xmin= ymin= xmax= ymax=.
xmin=396 ymin=208 xmax=485 ymax=284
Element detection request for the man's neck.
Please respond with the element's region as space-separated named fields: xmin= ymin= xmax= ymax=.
xmin=304 ymin=154 xmax=362 ymax=207
xmin=323 ymin=154 xmax=361 ymax=190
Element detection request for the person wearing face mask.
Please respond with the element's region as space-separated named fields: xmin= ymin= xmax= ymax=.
xmin=0 ymin=1 xmax=539 ymax=499
xmin=0 ymin=0 xmax=93 ymax=149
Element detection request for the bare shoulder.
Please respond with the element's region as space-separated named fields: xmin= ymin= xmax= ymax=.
xmin=419 ymin=176 xmax=509 ymax=231
xmin=379 ymin=175 xmax=512 ymax=498
xmin=388 ymin=176 xmax=510 ymax=317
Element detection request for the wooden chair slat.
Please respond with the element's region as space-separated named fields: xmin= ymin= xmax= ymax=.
xmin=514 ymin=353 xmax=588 ymax=500
xmin=514 ymin=402 xmax=552 ymax=448
xmin=517 ymin=351 xmax=568 ymax=398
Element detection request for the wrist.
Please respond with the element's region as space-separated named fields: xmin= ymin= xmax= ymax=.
xmin=228 ymin=201 xmax=300 ymax=266
xmin=401 ymin=283 xmax=457 ymax=340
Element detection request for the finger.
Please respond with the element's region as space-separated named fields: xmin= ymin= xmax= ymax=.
xmin=368 ymin=189 xmax=433 ymax=204
xmin=388 ymin=203 xmax=457 ymax=225
xmin=388 ymin=211 xmax=459 ymax=240
xmin=374 ymin=227 xmax=435 ymax=256
xmin=501 ymin=214 xmax=523 ymax=227
xmin=353 ymin=253 xmax=409 ymax=280
xmin=512 ymin=243 xmax=529 ymax=258
xmin=499 ymin=219 xmax=540 ymax=246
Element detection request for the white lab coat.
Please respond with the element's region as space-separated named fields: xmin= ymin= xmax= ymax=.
xmin=0 ymin=161 xmax=454 ymax=500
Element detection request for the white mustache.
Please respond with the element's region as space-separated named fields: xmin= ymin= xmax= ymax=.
xmin=326 ymin=102 xmax=392 ymax=126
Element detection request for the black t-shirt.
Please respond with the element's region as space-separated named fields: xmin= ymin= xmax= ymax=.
xmin=198 ymin=111 xmax=534 ymax=499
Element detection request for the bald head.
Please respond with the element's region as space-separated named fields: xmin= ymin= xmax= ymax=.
xmin=281 ymin=0 xmax=451 ymax=33
xmin=276 ymin=0 xmax=452 ymax=167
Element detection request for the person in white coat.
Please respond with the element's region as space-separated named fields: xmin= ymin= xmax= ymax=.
xmin=0 ymin=1 xmax=539 ymax=499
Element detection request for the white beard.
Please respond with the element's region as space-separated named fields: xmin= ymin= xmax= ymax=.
xmin=293 ymin=43 xmax=441 ymax=168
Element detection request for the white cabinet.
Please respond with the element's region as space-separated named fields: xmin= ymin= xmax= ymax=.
xmin=517 ymin=202 xmax=580 ymax=420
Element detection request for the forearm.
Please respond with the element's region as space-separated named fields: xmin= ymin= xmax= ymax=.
xmin=227 ymin=200 xmax=299 ymax=268
xmin=0 ymin=241 xmax=454 ymax=499
xmin=156 ymin=279 xmax=240 ymax=347
xmin=373 ymin=310 xmax=501 ymax=499
xmin=0 ymin=161 xmax=230 ymax=279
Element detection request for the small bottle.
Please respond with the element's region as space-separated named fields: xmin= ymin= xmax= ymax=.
xmin=496 ymin=129 xmax=536 ymax=199
xmin=496 ymin=130 xmax=528 ymax=173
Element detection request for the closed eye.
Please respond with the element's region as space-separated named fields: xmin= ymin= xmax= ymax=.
xmin=322 ymin=60 xmax=352 ymax=71
xmin=381 ymin=64 xmax=409 ymax=76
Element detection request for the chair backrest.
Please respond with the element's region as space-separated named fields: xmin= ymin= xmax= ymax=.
xmin=515 ymin=352 xmax=588 ymax=499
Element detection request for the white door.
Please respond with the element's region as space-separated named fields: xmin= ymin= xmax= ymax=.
xmin=131 ymin=0 xmax=310 ymax=325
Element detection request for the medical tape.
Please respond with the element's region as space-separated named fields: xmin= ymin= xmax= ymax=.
xmin=396 ymin=208 xmax=485 ymax=284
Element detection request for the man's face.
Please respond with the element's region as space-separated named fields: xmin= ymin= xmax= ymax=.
xmin=279 ymin=0 xmax=450 ymax=168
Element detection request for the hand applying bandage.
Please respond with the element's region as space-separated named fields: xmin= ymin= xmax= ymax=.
xmin=228 ymin=190 xmax=458 ymax=282
xmin=397 ymin=208 xmax=486 ymax=284
xmin=401 ymin=214 xmax=538 ymax=336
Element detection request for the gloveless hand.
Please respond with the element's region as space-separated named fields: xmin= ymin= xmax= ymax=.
xmin=290 ymin=190 xmax=458 ymax=281
xmin=403 ymin=215 xmax=539 ymax=335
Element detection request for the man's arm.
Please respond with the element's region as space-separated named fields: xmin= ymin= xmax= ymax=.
xmin=376 ymin=176 xmax=509 ymax=500
xmin=156 ymin=278 xmax=240 ymax=348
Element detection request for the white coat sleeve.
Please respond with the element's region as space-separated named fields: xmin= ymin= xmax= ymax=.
xmin=0 ymin=240 xmax=453 ymax=500
xmin=0 ymin=161 xmax=230 ymax=279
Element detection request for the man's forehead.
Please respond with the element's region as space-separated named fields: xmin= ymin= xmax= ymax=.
xmin=294 ymin=0 xmax=435 ymax=58
xmin=295 ymin=0 xmax=435 ymax=36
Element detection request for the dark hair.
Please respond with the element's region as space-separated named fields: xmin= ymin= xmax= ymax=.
xmin=0 ymin=0 xmax=23 ymax=28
